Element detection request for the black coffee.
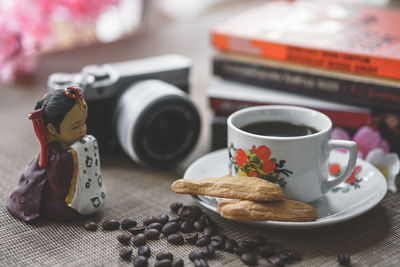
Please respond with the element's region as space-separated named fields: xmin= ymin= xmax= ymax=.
xmin=241 ymin=121 xmax=318 ymax=137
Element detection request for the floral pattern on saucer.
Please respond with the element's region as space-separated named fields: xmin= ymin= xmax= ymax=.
xmin=330 ymin=164 xmax=363 ymax=193
xmin=229 ymin=143 xmax=292 ymax=188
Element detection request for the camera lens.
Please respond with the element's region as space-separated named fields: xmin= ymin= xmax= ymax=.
xmin=115 ymin=80 xmax=200 ymax=167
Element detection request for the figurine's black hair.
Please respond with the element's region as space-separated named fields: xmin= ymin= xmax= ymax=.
xmin=35 ymin=90 xmax=77 ymax=133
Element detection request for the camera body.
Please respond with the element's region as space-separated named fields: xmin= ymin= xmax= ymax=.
xmin=48 ymin=55 xmax=201 ymax=167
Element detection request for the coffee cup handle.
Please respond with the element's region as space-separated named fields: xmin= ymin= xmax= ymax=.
xmin=321 ymin=140 xmax=358 ymax=193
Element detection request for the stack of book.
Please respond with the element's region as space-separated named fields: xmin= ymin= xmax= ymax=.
xmin=208 ymin=0 xmax=400 ymax=154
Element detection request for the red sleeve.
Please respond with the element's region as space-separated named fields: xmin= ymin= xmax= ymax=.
xmin=46 ymin=150 xmax=74 ymax=198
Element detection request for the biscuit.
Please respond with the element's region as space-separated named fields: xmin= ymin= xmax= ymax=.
xmin=171 ymin=175 xmax=284 ymax=201
xmin=217 ymin=199 xmax=317 ymax=222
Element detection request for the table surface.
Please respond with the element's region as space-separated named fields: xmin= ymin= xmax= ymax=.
xmin=1 ymin=1 xmax=399 ymax=266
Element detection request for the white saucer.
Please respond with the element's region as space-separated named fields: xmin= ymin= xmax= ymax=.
xmin=184 ymin=149 xmax=387 ymax=229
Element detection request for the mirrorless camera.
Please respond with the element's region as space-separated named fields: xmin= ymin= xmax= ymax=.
xmin=48 ymin=54 xmax=201 ymax=167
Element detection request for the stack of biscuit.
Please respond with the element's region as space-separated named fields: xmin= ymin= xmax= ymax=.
xmin=171 ymin=175 xmax=317 ymax=222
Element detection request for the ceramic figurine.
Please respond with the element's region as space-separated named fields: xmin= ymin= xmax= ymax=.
xmin=7 ymin=87 xmax=105 ymax=222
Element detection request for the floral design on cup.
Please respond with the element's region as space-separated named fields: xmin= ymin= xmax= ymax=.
xmin=229 ymin=143 xmax=292 ymax=188
xmin=330 ymin=164 xmax=363 ymax=193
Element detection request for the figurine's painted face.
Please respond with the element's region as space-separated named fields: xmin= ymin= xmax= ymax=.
xmin=47 ymin=103 xmax=88 ymax=149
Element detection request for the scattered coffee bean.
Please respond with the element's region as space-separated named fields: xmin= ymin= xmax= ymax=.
xmin=147 ymin=222 xmax=163 ymax=231
xmin=142 ymin=215 xmax=158 ymax=226
xmin=259 ymin=245 xmax=275 ymax=258
xmin=288 ymin=250 xmax=302 ymax=261
xmin=180 ymin=221 xmax=193 ymax=233
xmin=233 ymin=246 xmax=249 ymax=256
xmin=170 ymin=202 xmax=183 ymax=213
xmin=121 ymin=218 xmax=137 ymax=230
xmin=189 ymin=251 xmax=204 ymax=262
xmin=253 ymin=235 xmax=268 ymax=246
xmin=224 ymin=239 xmax=237 ymax=252
xmin=167 ymin=234 xmax=184 ymax=245
xmin=178 ymin=205 xmax=201 ymax=222
xmin=144 ymin=229 xmax=160 ymax=240
xmin=128 ymin=225 xmax=147 ymax=235
xmin=102 ymin=219 xmax=120 ymax=231
xmin=194 ymin=258 xmax=209 ymax=267
xmin=196 ymin=236 xmax=211 ymax=247
xmin=134 ymin=255 xmax=148 ymax=267
xmin=117 ymin=234 xmax=131 ymax=245
xmin=268 ymin=256 xmax=284 ymax=266
xmin=338 ymin=253 xmax=351 ymax=266
xmin=138 ymin=245 xmax=151 ymax=258
xmin=162 ymin=222 xmax=180 ymax=236
xmin=134 ymin=233 xmax=147 ymax=246
xmin=202 ymin=216 xmax=214 ymax=226
xmin=154 ymin=259 xmax=172 ymax=267
xmin=240 ymin=241 xmax=258 ymax=250
xmin=201 ymin=245 xmax=216 ymax=257
xmin=193 ymin=220 xmax=206 ymax=232
xmin=241 ymin=252 xmax=258 ymax=266
xmin=277 ymin=250 xmax=292 ymax=263
xmin=83 ymin=221 xmax=97 ymax=231
xmin=203 ymin=226 xmax=217 ymax=237
xmin=210 ymin=234 xmax=225 ymax=249
xmin=172 ymin=258 xmax=184 ymax=267
xmin=259 ymin=264 xmax=276 ymax=267
xmin=158 ymin=214 xmax=170 ymax=225
xmin=119 ymin=248 xmax=132 ymax=261
xmin=185 ymin=232 xmax=199 ymax=244
xmin=156 ymin=252 xmax=173 ymax=261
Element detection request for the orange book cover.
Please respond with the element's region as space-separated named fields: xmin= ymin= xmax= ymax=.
xmin=212 ymin=0 xmax=400 ymax=80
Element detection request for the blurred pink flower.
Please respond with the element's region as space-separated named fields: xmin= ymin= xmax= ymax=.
xmin=331 ymin=126 xmax=389 ymax=159
xmin=57 ymin=0 xmax=119 ymax=22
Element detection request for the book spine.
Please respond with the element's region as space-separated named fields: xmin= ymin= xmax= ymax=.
xmin=213 ymin=58 xmax=400 ymax=112
xmin=212 ymin=33 xmax=400 ymax=81
xmin=209 ymin=97 xmax=372 ymax=130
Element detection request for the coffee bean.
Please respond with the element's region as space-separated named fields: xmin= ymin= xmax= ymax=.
xmin=253 ymin=235 xmax=268 ymax=246
xmin=144 ymin=229 xmax=160 ymax=240
xmin=241 ymin=252 xmax=257 ymax=266
xmin=193 ymin=220 xmax=206 ymax=232
xmin=201 ymin=245 xmax=216 ymax=257
xmin=259 ymin=264 xmax=276 ymax=267
xmin=180 ymin=221 xmax=193 ymax=233
xmin=170 ymin=202 xmax=183 ymax=213
xmin=134 ymin=233 xmax=147 ymax=246
xmin=338 ymin=253 xmax=351 ymax=266
xmin=277 ymin=250 xmax=291 ymax=262
xmin=119 ymin=248 xmax=132 ymax=261
xmin=158 ymin=214 xmax=169 ymax=225
xmin=194 ymin=258 xmax=209 ymax=267
xmin=268 ymin=256 xmax=284 ymax=266
xmin=128 ymin=225 xmax=147 ymax=235
xmin=210 ymin=234 xmax=225 ymax=249
xmin=203 ymin=226 xmax=217 ymax=237
xmin=134 ymin=255 xmax=148 ymax=267
xmin=185 ymin=232 xmax=199 ymax=244
xmin=195 ymin=236 xmax=210 ymax=247
xmin=117 ymin=234 xmax=131 ymax=245
xmin=156 ymin=252 xmax=173 ymax=261
xmin=178 ymin=205 xmax=201 ymax=222
xmin=167 ymin=234 xmax=184 ymax=245
xmin=259 ymin=245 xmax=275 ymax=258
xmin=162 ymin=222 xmax=180 ymax=236
xmin=138 ymin=245 xmax=151 ymax=258
xmin=147 ymin=222 xmax=163 ymax=231
xmin=143 ymin=215 xmax=158 ymax=226
xmin=189 ymin=251 xmax=204 ymax=261
xmin=83 ymin=221 xmax=97 ymax=231
xmin=240 ymin=241 xmax=258 ymax=250
xmin=102 ymin=219 xmax=120 ymax=230
xmin=202 ymin=216 xmax=214 ymax=226
xmin=121 ymin=218 xmax=137 ymax=230
xmin=154 ymin=259 xmax=172 ymax=267
xmin=224 ymin=239 xmax=238 ymax=252
xmin=233 ymin=246 xmax=249 ymax=256
xmin=172 ymin=258 xmax=184 ymax=267
xmin=288 ymin=250 xmax=302 ymax=261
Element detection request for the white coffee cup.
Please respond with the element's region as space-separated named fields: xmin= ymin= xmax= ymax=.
xmin=227 ymin=105 xmax=357 ymax=203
